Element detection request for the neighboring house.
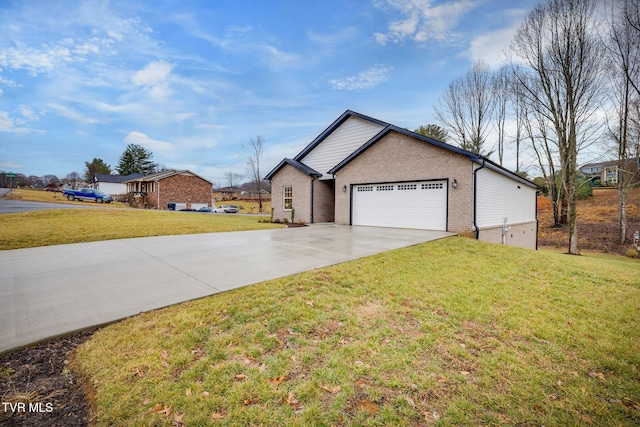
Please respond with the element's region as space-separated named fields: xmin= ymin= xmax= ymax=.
xmin=213 ymin=186 xmax=243 ymax=201
xmin=124 ymin=170 xmax=213 ymax=210
xmin=580 ymin=158 xmax=640 ymax=185
xmin=92 ymin=173 xmax=144 ymax=195
xmin=266 ymin=110 xmax=539 ymax=250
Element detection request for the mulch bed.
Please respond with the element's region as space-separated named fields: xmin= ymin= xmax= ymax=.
xmin=0 ymin=331 xmax=93 ymax=427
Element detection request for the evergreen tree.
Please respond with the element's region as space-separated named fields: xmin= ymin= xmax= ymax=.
xmin=84 ymin=158 xmax=111 ymax=182
xmin=413 ymin=124 xmax=449 ymax=142
xmin=116 ymin=144 xmax=157 ymax=175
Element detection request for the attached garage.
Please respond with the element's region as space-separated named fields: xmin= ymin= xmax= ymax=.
xmin=352 ymin=180 xmax=447 ymax=230
xmin=266 ymin=110 xmax=539 ymax=250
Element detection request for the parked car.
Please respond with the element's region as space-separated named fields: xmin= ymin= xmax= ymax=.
xmin=220 ymin=205 xmax=239 ymax=213
xmin=197 ymin=207 xmax=212 ymax=213
xmin=63 ymin=188 xmax=113 ymax=203
xmin=211 ymin=205 xmax=237 ymax=213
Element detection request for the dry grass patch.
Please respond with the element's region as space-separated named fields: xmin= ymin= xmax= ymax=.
xmin=75 ymin=238 xmax=640 ymax=426
xmin=0 ymin=209 xmax=282 ymax=249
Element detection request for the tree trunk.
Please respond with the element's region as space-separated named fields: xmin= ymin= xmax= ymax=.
xmin=619 ymin=179 xmax=627 ymax=244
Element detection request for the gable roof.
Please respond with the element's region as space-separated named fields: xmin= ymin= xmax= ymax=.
xmin=268 ymin=110 xmax=537 ymax=189
xmin=93 ymin=173 xmax=144 ymax=183
xmin=293 ymin=110 xmax=390 ymax=162
xmin=124 ymin=170 xmax=212 ymax=185
xmin=264 ymin=158 xmax=322 ymax=180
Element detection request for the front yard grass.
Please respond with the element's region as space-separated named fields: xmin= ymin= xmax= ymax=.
xmin=0 ymin=209 xmax=282 ymax=250
xmin=75 ymin=237 xmax=640 ymax=426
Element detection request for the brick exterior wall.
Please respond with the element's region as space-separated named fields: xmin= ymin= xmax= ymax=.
xmin=334 ymin=131 xmax=475 ymax=235
xmin=147 ymin=174 xmax=212 ymax=210
xmin=271 ymin=164 xmax=313 ymax=223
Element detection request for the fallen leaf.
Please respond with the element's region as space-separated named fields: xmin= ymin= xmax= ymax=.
xmin=357 ymin=400 xmax=379 ymax=415
xmin=185 ymin=388 xmax=192 ymax=397
xmin=588 ymin=371 xmax=605 ymax=380
xmin=290 ymin=355 xmax=297 ymax=362
xmin=142 ymin=398 xmax=152 ymax=405
xmin=174 ymin=412 xmax=185 ymax=426
xmin=196 ymin=321 xmax=205 ymax=328
xmin=622 ymin=397 xmax=640 ymax=413
xmin=354 ymin=361 xmax=364 ymax=367
xmin=437 ymin=374 xmax=447 ymax=383
xmin=580 ymin=414 xmax=593 ymax=424
xmin=270 ymin=375 xmax=285 ymax=389
xmin=235 ymin=374 xmax=248 ymax=381
xmin=159 ymin=405 xmax=172 ymax=417
xmin=211 ymin=412 xmax=225 ymax=420
xmin=160 ymin=350 xmax=169 ymax=359
xmin=306 ymin=300 xmax=314 ymax=307
xmin=243 ymin=398 xmax=253 ymax=406
xmin=202 ymin=391 xmax=210 ymax=398
xmin=319 ymin=385 xmax=341 ymax=394
xmin=460 ymin=371 xmax=470 ymax=376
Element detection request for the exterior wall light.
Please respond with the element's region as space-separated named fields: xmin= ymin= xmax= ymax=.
xmin=452 ymin=179 xmax=458 ymax=189
xmin=342 ymin=185 xmax=347 ymax=192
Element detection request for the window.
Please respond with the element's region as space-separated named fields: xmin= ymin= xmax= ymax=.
xmin=357 ymin=186 xmax=373 ymax=192
xmin=421 ymin=183 xmax=443 ymax=190
xmin=398 ymin=184 xmax=417 ymax=190
xmin=376 ymin=185 xmax=394 ymax=191
xmin=283 ymin=186 xmax=293 ymax=210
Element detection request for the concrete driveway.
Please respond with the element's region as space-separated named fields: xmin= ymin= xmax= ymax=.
xmin=0 ymin=225 xmax=453 ymax=353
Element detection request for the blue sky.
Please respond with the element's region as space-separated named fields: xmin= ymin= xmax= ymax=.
xmin=0 ymin=0 xmax=539 ymax=184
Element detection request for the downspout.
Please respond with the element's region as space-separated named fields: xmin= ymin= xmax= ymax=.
xmin=472 ymin=158 xmax=485 ymax=240
xmin=310 ymin=177 xmax=316 ymax=223
xmin=156 ymin=180 xmax=160 ymax=210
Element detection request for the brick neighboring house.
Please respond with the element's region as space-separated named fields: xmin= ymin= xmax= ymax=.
xmin=266 ymin=110 xmax=539 ymax=250
xmin=124 ymin=170 xmax=213 ymax=210
xmin=213 ymin=186 xmax=242 ymax=201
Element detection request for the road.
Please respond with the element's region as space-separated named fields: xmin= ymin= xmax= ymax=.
xmin=0 ymin=188 xmax=104 ymax=214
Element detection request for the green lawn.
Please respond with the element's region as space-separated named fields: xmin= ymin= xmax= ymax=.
xmin=75 ymin=238 xmax=640 ymax=426
xmin=0 ymin=209 xmax=281 ymax=250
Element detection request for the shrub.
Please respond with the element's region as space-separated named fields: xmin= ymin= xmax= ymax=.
xmin=624 ymin=248 xmax=638 ymax=258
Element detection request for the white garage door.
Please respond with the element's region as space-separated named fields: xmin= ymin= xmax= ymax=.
xmin=352 ymin=180 xmax=447 ymax=230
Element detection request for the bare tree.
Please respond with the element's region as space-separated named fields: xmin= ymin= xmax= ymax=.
xmin=509 ymin=0 xmax=604 ymax=255
xmin=605 ymin=0 xmax=640 ymax=244
xmin=224 ymin=172 xmax=244 ymax=189
xmin=64 ymin=171 xmax=82 ymax=190
xmin=492 ymin=66 xmax=510 ymax=166
xmin=243 ymin=136 xmax=264 ymax=212
xmin=435 ymin=60 xmax=495 ymax=155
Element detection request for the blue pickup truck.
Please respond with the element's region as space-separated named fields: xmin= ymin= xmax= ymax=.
xmin=63 ymin=188 xmax=113 ymax=203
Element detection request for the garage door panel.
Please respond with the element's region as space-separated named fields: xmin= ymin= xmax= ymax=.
xmin=352 ymin=181 xmax=447 ymax=230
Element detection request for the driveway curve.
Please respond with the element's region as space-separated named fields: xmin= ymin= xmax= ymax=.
xmin=0 ymin=225 xmax=453 ymax=353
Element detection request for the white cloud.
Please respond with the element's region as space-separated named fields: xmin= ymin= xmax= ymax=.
xmin=0 ymin=110 xmax=42 ymax=134
xmin=1 ymin=161 xmax=23 ymax=169
xmin=124 ymin=131 xmax=175 ymax=153
xmin=132 ymin=61 xmax=173 ymax=87
xmin=132 ymin=61 xmax=174 ymax=100
xmin=329 ymin=65 xmax=393 ymax=90
xmin=374 ymin=0 xmax=478 ymax=45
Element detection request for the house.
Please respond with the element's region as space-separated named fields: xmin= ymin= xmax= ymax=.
xmin=124 ymin=170 xmax=213 ymax=210
xmin=92 ymin=173 xmax=144 ymax=196
xmin=580 ymin=158 xmax=640 ymax=186
xmin=213 ymin=186 xmax=243 ymax=201
xmin=266 ymin=110 xmax=538 ymax=250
